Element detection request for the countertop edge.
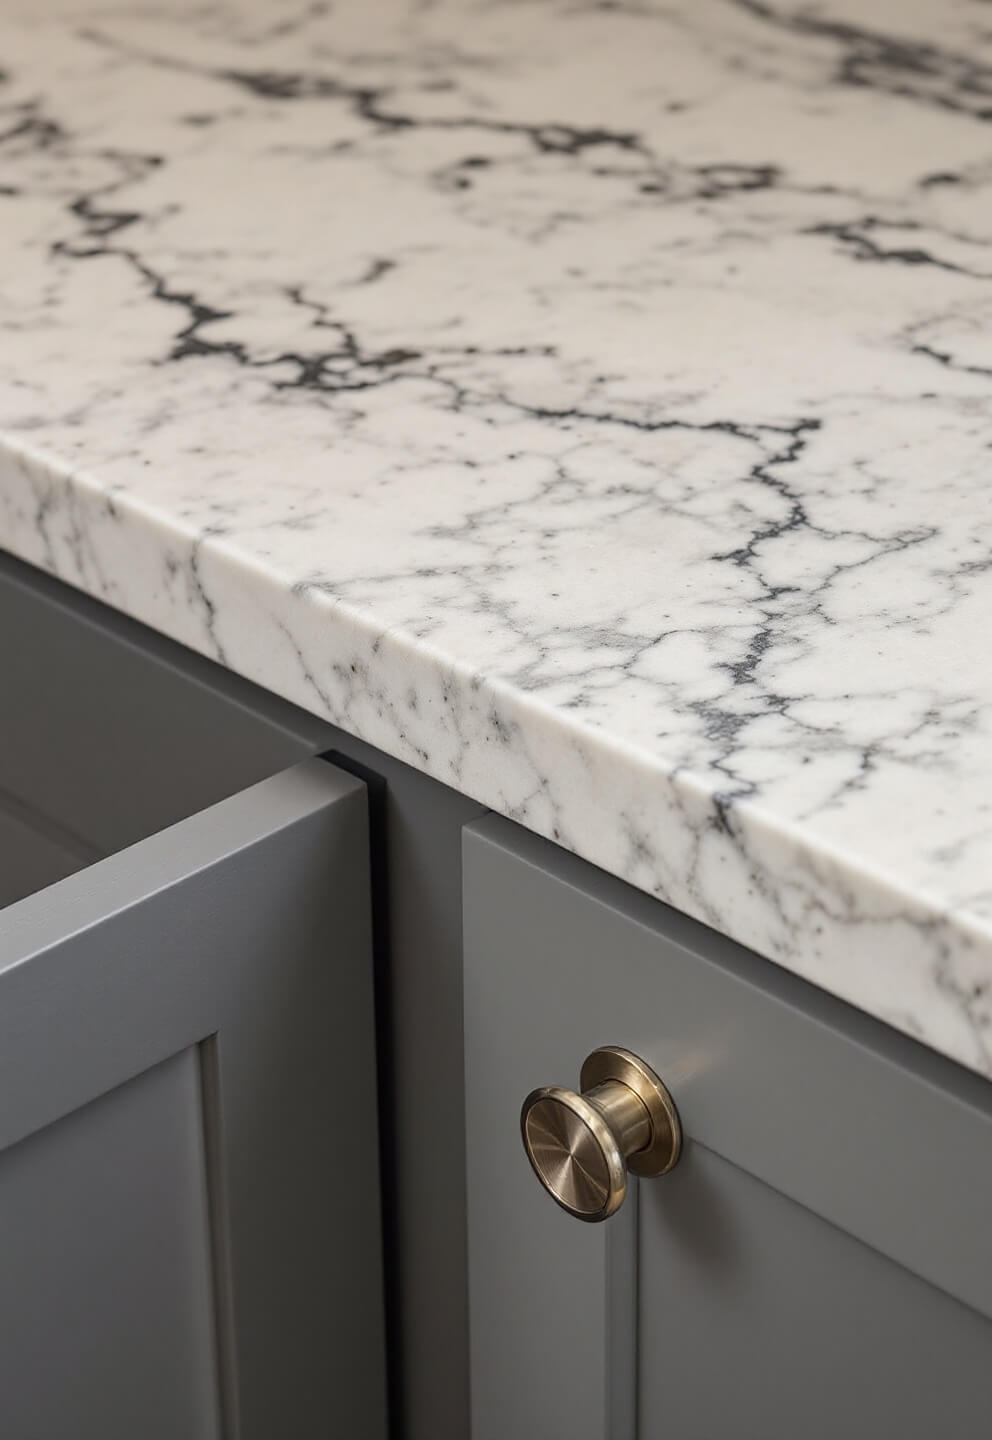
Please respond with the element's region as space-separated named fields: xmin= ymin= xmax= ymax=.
xmin=2 ymin=432 xmax=989 ymax=1081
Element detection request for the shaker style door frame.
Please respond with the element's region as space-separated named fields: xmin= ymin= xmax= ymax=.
xmin=0 ymin=760 xmax=387 ymax=1440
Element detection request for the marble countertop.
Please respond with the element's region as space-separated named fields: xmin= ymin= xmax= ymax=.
xmin=2 ymin=0 xmax=992 ymax=1076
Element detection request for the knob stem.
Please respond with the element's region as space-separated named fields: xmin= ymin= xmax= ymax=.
xmin=585 ymin=1082 xmax=651 ymax=1158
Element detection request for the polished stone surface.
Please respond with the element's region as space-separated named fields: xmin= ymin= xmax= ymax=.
xmin=2 ymin=0 xmax=992 ymax=1071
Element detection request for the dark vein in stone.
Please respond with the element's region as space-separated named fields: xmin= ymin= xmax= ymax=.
xmin=728 ymin=0 xmax=992 ymax=121
xmin=911 ymin=342 xmax=992 ymax=377
xmin=804 ymin=217 xmax=992 ymax=278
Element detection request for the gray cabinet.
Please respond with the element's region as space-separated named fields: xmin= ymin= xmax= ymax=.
xmin=11 ymin=545 xmax=992 ymax=1440
xmin=0 ymin=565 xmax=387 ymax=1439
xmin=464 ymin=817 xmax=992 ymax=1439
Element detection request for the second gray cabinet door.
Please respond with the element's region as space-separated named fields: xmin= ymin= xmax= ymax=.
xmin=0 ymin=759 xmax=386 ymax=1440
xmin=464 ymin=817 xmax=992 ymax=1440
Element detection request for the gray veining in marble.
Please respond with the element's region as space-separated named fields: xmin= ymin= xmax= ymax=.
xmin=1 ymin=0 xmax=992 ymax=1072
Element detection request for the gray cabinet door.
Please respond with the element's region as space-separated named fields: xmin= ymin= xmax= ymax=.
xmin=0 ymin=759 xmax=386 ymax=1440
xmin=464 ymin=817 xmax=992 ymax=1440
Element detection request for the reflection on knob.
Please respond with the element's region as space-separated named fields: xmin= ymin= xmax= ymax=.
xmin=520 ymin=1046 xmax=681 ymax=1222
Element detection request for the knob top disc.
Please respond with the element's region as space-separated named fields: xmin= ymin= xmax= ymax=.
xmin=521 ymin=1088 xmax=626 ymax=1221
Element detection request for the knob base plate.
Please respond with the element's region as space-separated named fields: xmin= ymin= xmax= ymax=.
xmin=579 ymin=1046 xmax=681 ymax=1178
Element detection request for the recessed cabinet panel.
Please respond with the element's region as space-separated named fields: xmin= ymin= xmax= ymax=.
xmin=638 ymin=1143 xmax=992 ymax=1440
xmin=464 ymin=816 xmax=992 ymax=1440
xmin=0 ymin=1050 xmax=220 ymax=1440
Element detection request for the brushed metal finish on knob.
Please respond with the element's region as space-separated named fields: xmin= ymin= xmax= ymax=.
xmin=520 ymin=1046 xmax=681 ymax=1222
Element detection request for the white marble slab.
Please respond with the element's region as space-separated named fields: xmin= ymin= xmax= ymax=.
xmin=1 ymin=0 xmax=991 ymax=1073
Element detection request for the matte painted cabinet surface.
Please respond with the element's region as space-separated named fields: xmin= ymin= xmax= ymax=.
xmin=0 ymin=560 xmax=387 ymax=1440
xmin=464 ymin=817 xmax=992 ymax=1439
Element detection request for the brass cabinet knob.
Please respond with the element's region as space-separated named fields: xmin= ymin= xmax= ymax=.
xmin=520 ymin=1046 xmax=681 ymax=1222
